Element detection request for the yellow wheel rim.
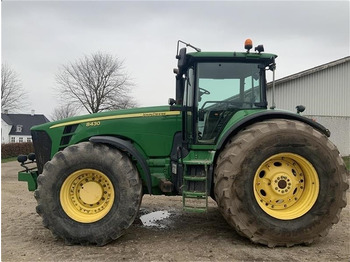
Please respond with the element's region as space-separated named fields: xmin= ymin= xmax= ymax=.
xmin=253 ymin=153 xmax=319 ymax=220
xmin=60 ymin=169 xmax=115 ymax=223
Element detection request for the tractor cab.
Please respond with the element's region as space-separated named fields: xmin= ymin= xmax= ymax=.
xmin=172 ymin=40 xmax=277 ymax=144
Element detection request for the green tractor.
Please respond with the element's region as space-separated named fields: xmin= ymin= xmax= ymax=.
xmin=18 ymin=40 xmax=348 ymax=247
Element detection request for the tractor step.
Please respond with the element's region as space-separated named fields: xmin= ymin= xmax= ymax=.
xmin=183 ymin=176 xmax=206 ymax=182
xmin=182 ymin=191 xmax=206 ymax=198
xmin=183 ymin=206 xmax=207 ymax=213
xmin=182 ymin=165 xmax=209 ymax=213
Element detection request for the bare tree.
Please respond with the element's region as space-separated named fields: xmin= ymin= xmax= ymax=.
xmin=56 ymin=52 xmax=137 ymax=114
xmin=50 ymin=103 xmax=79 ymax=121
xmin=1 ymin=63 xmax=27 ymax=112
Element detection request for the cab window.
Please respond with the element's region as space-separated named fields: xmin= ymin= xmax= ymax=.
xmin=197 ymin=62 xmax=263 ymax=143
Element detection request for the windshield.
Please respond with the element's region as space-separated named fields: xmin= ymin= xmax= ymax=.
xmin=197 ymin=62 xmax=262 ymax=109
xmin=197 ymin=62 xmax=265 ymax=143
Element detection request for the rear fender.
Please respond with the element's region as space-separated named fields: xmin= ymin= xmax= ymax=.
xmin=216 ymin=111 xmax=330 ymax=151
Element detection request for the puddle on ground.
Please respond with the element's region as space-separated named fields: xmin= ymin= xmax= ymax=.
xmin=140 ymin=210 xmax=171 ymax=228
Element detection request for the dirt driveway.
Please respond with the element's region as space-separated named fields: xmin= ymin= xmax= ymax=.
xmin=2 ymin=161 xmax=350 ymax=262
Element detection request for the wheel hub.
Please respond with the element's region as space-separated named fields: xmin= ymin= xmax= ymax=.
xmin=60 ymin=169 xmax=115 ymax=223
xmin=77 ymin=181 xmax=103 ymax=205
xmin=271 ymin=174 xmax=292 ymax=195
xmin=253 ymin=153 xmax=319 ymax=220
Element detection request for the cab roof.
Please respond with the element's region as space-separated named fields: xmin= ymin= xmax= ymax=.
xmin=187 ymin=51 xmax=277 ymax=64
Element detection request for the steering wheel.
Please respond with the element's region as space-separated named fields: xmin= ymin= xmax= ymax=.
xmin=199 ymin=88 xmax=210 ymax=96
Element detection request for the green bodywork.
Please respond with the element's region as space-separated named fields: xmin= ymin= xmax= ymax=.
xmin=18 ymin=170 xmax=37 ymax=191
xmin=18 ymin=49 xmax=285 ymax=203
xmin=19 ymin=105 xmax=265 ymax=193
xmin=36 ymin=105 xmax=182 ymax=158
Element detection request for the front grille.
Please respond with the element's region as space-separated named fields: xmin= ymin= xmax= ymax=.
xmin=31 ymin=130 xmax=52 ymax=174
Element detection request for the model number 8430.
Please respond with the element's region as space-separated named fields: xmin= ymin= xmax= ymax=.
xmin=86 ymin=121 xmax=101 ymax=127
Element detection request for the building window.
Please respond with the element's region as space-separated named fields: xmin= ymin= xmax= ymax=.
xmin=16 ymin=125 xmax=23 ymax=133
xmin=19 ymin=137 xmax=23 ymax=143
xmin=11 ymin=137 xmax=15 ymax=143
xmin=27 ymin=138 xmax=32 ymax=142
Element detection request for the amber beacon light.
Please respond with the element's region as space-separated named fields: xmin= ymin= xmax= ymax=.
xmin=244 ymin=39 xmax=253 ymax=52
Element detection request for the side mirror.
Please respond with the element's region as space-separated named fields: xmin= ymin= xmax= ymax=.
xmin=176 ymin=48 xmax=187 ymax=71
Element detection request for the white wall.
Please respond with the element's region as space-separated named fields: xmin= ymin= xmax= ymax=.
xmin=9 ymin=135 xmax=32 ymax=143
xmin=1 ymin=119 xmax=12 ymax=144
xmin=305 ymin=115 xmax=350 ymax=156
xmin=267 ymin=60 xmax=350 ymax=116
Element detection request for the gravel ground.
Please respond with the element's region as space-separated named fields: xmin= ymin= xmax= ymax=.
xmin=2 ymin=161 xmax=350 ymax=262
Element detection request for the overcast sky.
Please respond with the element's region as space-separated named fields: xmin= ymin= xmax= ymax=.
xmin=2 ymin=1 xmax=349 ymax=118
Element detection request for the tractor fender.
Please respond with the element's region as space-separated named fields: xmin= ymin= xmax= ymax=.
xmin=216 ymin=111 xmax=331 ymax=151
xmin=89 ymin=136 xmax=152 ymax=194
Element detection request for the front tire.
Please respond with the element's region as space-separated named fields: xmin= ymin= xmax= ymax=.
xmin=214 ymin=119 xmax=348 ymax=247
xmin=35 ymin=142 xmax=142 ymax=246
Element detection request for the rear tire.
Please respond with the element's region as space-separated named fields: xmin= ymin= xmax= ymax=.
xmin=214 ymin=119 xmax=348 ymax=247
xmin=35 ymin=142 xmax=142 ymax=246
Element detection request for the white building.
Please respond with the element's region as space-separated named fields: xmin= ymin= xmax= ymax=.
xmin=267 ymin=56 xmax=350 ymax=156
xmin=1 ymin=112 xmax=49 ymax=143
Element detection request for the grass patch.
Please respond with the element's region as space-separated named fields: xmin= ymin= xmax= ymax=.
xmin=343 ymin=156 xmax=350 ymax=171
xmin=1 ymin=157 xmax=17 ymax=163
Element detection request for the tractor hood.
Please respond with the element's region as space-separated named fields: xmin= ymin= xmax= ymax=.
xmin=30 ymin=105 xmax=182 ymax=170
xmin=33 ymin=105 xmax=178 ymax=131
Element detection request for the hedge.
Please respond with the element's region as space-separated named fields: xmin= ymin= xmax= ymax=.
xmin=1 ymin=142 xmax=34 ymax=159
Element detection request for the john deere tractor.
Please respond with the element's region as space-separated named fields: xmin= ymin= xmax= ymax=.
xmin=18 ymin=40 xmax=348 ymax=247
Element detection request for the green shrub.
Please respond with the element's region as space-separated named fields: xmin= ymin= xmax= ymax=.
xmin=1 ymin=142 xmax=34 ymax=159
xmin=343 ymin=156 xmax=350 ymax=171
